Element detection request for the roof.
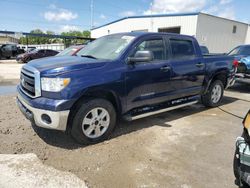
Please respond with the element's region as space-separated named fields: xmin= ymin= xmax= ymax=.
xmin=92 ymin=12 xmax=199 ymax=30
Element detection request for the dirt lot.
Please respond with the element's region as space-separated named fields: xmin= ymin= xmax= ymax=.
xmin=0 ymin=59 xmax=22 ymax=84
xmin=0 ymin=84 xmax=249 ymax=188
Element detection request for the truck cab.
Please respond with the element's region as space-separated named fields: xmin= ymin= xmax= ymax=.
xmin=17 ymin=32 xmax=236 ymax=144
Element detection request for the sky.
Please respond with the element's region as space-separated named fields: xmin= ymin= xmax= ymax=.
xmin=0 ymin=0 xmax=249 ymax=34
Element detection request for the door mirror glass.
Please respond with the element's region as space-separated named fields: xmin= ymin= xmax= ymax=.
xmin=128 ymin=50 xmax=154 ymax=63
xmin=243 ymin=110 xmax=250 ymax=129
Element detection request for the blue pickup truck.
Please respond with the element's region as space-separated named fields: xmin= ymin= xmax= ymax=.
xmin=17 ymin=32 xmax=236 ymax=144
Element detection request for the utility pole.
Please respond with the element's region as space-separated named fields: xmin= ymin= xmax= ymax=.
xmin=90 ymin=0 xmax=94 ymax=29
xmin=150 ymin=2 xmax=154 ymax=32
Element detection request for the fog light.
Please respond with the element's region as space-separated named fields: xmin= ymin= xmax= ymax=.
xmin=41 ymin=114 xmax=52 ymax=124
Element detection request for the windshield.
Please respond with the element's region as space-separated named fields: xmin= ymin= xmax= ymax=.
xmin=228 ymin=46 xmax=250 ymax=56
xmin=77 ymin=34 xmax=135 ymax=60
xmin=57 ymin=46 xmax=79 ymax=56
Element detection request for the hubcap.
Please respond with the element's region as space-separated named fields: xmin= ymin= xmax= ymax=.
xmin=82 ymin=107 xmax=110 ymax=139
xmin=211 ymin=84 xmax=222 ymax=104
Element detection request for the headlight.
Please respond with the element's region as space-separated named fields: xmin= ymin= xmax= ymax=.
xmin=41 ymin=77 xmax=70 ymax=92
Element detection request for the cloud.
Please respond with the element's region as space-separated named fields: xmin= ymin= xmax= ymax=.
xmin=217 ymin=7 xmax=235 ymax=19
xmin=100 ymin=14 xmax=107 ymax=19
xmin=204 ymin=1 xmax=235 ymax=19
xmin=142 ymin=0 xmax=235 ymax=20
xmin=219 ymin=0 xmax=232 ymax=5
xmin=119 ymin=11 xmax=137 ymax=17
xmin=44 ymin=5 xmax=78 ymax=22
xmin=60 ymin=25 xmax=81 ymax=32
xmin=143 ymin=0 xmax=206 ymax=15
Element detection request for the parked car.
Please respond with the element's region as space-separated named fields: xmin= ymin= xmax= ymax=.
xmin=234 ymin=110 xmax=250 ymax=187
xmin=16 ymin=49 xmax=58 ymax=63
xmin=200 ymin=45 xmax=209 ymax=54
xmin=0 ymin=44 xmax=24 ymax=59
xmin=16 ymin=32 xmax=236 ymax=144
xmin=228 ymin=45 xmax=250 ymax=84
xmin=56 ymin=45 xmax=85 ymax=56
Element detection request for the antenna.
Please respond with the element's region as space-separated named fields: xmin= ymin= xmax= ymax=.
xmin=90 ymin=0 xmax=94 ymax=29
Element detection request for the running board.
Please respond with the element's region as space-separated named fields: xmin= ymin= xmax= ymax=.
xmin=124 ymin=100 xmax=198 ymax=121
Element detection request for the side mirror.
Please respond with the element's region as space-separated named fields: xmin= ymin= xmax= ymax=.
xmin=243 ymin=110 xmax=250 ymax=129
xmin=128 ymin=50 xmax=154 ymax=64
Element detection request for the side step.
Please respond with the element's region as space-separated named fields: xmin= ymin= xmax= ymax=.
xmin=124 ymin=100 xmax=198 ymax=121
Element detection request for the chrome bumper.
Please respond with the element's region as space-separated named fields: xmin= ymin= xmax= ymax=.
xmin=17 ymin=94 xmax=70 ymax=131
xmin=235 ymin=73 xmax=250 ymax=84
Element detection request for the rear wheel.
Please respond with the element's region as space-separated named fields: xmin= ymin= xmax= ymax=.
xmin=201 ymin=80 xmax=224 ymax=107
xmin=71 ymin=98 xmax=116 ymax=144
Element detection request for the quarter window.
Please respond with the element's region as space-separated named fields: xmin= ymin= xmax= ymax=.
xmin=170 ymin=39 xmax=195 ymax=59
xmin=135 ymin=39 xmax=165 ymax=61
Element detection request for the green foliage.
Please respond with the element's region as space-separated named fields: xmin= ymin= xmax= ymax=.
xmin=19 ymin=29 xmax=91 ymax=45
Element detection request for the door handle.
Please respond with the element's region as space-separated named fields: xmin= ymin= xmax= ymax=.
xmin=160 ymin=66 xmax=171 ymax=72
xmin=196 ymin=62 xmax=205 ymax=67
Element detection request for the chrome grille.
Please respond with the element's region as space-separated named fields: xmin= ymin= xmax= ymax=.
xmin=20 ymin=65 xmax=41 ymax=98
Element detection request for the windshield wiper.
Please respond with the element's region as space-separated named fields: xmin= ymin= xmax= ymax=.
xmin=81 ymin=55 xmax=97 ymax=59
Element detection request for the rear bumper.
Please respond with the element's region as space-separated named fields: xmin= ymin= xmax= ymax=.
xmin=235 ymin=73 xmax=250 ymax=84
xmin=17 ymin=93 xmax=69 ymax=131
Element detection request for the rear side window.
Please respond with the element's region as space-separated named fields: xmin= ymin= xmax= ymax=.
xmin=170 ymin=39 xmax=195 ymax=59
xmin=135 ymin=39 xmax=165 ymax=60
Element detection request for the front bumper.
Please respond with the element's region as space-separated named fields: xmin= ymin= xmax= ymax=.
xmin=17 ymin=93 xmax=69 ymax=131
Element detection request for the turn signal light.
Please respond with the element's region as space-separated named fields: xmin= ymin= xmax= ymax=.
xmin=243 ymin=110 xmax=250 ymax=129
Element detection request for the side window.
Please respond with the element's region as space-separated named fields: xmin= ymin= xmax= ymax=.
xmin=170 ymin=39 xmax=195 ymax=59
xmin=135 ymin=39 xmax=165 ymax=61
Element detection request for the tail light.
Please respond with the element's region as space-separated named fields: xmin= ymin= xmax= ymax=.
xmin=233 ymin=60 xmax=239 ymax=68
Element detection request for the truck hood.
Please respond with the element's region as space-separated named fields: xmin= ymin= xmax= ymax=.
xmin=27 ymin=56 xmax=107 ymax=75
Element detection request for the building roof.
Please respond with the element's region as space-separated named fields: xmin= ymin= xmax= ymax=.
xmin=92 ymin=12 xmax=199 ymax=30
xmin=92 ymin=12 xmax=250 ymax=31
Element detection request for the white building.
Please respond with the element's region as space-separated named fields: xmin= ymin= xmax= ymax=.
xmin=91 ymin=12 xmax=250 ymax=53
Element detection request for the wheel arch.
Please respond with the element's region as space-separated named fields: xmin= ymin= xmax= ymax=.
xmin=66 ymin=88 xmax=121 ymax=132
xmin=203 ymin=70 xmax=228 ymax=94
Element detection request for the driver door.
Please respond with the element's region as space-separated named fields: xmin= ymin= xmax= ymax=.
xmin=125 ymin=36 xmax=172 ymax=111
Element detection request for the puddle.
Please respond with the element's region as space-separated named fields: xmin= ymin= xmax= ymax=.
xmin=0 ymin=85 xmax=17 ymax=95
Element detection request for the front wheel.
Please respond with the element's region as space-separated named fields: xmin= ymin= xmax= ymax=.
xmin=201 ymin=80 xmax=224 ymax=107
xmin=71 ymin=98 xmax=116 ymax=145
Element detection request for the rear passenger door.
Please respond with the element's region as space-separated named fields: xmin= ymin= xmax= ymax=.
xmin=168 ymin=37 xmax=205 ymax=98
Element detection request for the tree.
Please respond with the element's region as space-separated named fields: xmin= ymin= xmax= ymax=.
xmin=19 ymin=29 xmax=91 ymax=45
xmin=61 ymin=30 xmax=91 ymax=46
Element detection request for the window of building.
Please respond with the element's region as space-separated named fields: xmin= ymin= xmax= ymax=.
xmin=134 ymin=39 xmax=165 ymax=61
xmin=170 ymin=39 xmax=195 ymax=59
xmin=158 ymin=27 xmax=181 ymax=34
xmin=233 ymin=25 xmax=237 ymax=34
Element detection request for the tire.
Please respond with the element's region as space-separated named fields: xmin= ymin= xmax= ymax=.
xmin=201 ymin=80 xmax=224 ymax=107
xmin=234 ymin=150 xmax=240 ymax=180
xmin=6 ymin=56 xmax=11 ymax=59
xmin=70 ymin=98 xmax=116 ymax=145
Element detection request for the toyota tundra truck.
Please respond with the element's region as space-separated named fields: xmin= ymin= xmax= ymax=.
xmin=17 ymin=32 xmax=236 ymax=144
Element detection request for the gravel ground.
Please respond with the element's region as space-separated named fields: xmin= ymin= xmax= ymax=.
xmin=0 ymin=84 xmax=249 ymax=188
xmin=0 ymin=59 xmax=18 ymax=64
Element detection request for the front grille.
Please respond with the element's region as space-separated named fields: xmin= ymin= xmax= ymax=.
xmin=20 ymin=65 xmax=41 ymax=98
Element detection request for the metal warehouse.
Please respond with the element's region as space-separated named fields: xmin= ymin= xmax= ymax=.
xmin=91 ymin=12 xmax=250 ymax=53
